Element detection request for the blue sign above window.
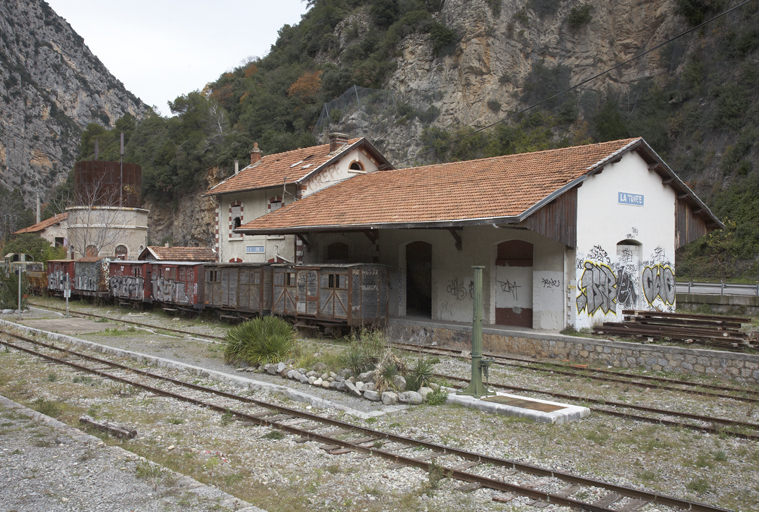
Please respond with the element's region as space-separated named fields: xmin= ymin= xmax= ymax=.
xmin=618 ymin=192 xmax=644 ymax=206
xmin=246 ymin=246 xmax=265 ymax=254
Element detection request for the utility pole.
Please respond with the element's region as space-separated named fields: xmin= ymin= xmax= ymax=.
xmin=458 ymin=266 xmax=495 ymax=398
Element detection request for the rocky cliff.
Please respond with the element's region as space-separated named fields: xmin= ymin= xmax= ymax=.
xmin=0 ymin=0 xmax=147 ymax=204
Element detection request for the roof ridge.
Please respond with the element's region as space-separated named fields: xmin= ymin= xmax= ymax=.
xmin=388 ymin=137 xmax=642 ymax=174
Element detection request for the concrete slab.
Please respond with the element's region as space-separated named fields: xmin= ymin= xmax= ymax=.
xmin=20 ymin=318 xmax=112 ymax=335
xmin=445 ymin=390 xmax=590 ymax=424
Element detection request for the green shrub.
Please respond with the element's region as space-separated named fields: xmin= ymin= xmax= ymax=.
xmin=338 ymin=328 xmax=387 ymax=376
xmin=487 ymin=99 xmax=502 ymax=112
xmin=426 ymin=388 xmax=448 ymax=405
xmin=406 ymin=356 xmax=438 ymax=390
xmin=568 ymin=4 xmax=593 ymax=29
xmin=430 ymin=22 xmax=457 ymax=57
xmin=0 ymin=272 xmax=29 ymax=310
xmin=223 ymin=316 xmax=295 ymax=366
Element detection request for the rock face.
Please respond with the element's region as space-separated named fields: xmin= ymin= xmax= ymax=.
xmin=318 ymin=0 xmax=687 ymax=164
xmin=0 ymin=0 xmax=147 ymax=203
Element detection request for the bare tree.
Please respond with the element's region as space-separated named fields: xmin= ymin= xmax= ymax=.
xmin=58 ymin=174 xmax=135 ymax=259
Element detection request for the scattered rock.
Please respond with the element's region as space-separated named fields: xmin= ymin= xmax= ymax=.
xmin=363 ymin=390 xmax=380 ymax=401
xmin=381 ymin=392 xmax=398 ymax=405
xmin=418 ymin=387 xmax=433 ymax=400
xmin=392 ymin=375 xmax=406 ymax=391
xmin=399 ymin=391 xmax=423 ymax=405
xmin=344 ymin=380 xmax=362 ymax=397
xmin=358 ymin=371 xmax=375 ymax=383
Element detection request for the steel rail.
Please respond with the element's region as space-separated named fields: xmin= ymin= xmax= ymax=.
xmin=28 ymin=302 xmax=226 ymax=341
xmin=435 ymin=373 xmax=759 ymax=440
xmin=0 ymin=331 xmax=731 ymax=512
xmin=394 ymin=342 xmax=759 ymax=402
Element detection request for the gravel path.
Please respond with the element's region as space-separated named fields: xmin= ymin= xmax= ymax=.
xmin=0 ymin=395 xmax=262 ymax=512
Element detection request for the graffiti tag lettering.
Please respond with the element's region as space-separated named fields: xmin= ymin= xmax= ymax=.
xmin=446 ymin=278 xmax=469 ymax=300
xmin=496 ymin=279 xmax=520 ymax=301
xmin=576 ymin=261 xmax=617 ymax=315
xmin=541 ymin=278 xmax=561 ymax=288
xmin=642 ymin=264 xmax=676 ymax=305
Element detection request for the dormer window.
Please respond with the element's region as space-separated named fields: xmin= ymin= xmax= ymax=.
xmin=349 ymin=160 xmax=365 ymax=173
xmin=269 ymin=197 xmax=283 ymax=212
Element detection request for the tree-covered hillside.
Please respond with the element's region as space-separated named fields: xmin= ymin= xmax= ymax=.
xmin=51 ymin=0 xmax=759 ymax=279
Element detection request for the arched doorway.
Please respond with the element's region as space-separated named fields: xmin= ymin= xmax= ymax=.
xmin=495 ymin=240 xmax=533 ymax=328
xmin=326 ymin=242 xmax=349 ymax=263
xmin=406 ymin=241 xmax=431 ymax=317
xmin=616 ymin=240 xmax=642 ymax=311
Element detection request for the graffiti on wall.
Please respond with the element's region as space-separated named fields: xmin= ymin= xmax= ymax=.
xmin=615 ymin=247 xmax=638 ymax=309
xmin=446 ymin=278 xmax=473 ymax=300
xmin=110 ymin=275 xmax=144 ymax=300
xmin=641 ymin=247 xmax=675 ymax=309
xmin=496 ymin=278 xmax=520 ymax=301
xmin=576 ymin=261 xmax=617 ymax=315
xmin=541 ymin=277 xmax=561 ymax=288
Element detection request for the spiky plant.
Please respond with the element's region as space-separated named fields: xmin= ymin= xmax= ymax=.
xmin=224 ymin=316 xmax=295 ymax=366
xmin=406 ymin=356 xmax=438 ymax=391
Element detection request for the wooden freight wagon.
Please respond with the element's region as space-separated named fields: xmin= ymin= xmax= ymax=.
xmin=150 ymin=262 xmax=204 ymax=312
xmin=109 ymin=260 xmax=152 ymax=304
xmin=74 ymin=257 xmax=110 ymax=299
xmin=271 ymin=264 xmax=388 ymax=330
xmin=47 ymin=259 xmax=75 ymax=296
xmin=204 ymin=263 xmax=272 ymax=320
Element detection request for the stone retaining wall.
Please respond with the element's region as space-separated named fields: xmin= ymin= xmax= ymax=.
xmin=387 ymin=320 xmax=759 ymax=385
xmin=676 ymin=293 xmax=759 ymax=316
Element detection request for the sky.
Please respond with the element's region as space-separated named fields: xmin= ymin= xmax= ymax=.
xmin=46 ymin=0 xmax=311 ymax=115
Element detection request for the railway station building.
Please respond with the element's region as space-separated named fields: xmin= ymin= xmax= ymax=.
xmin=235 ymin=138 xmax=722 ymax=331
xmin=204 ymin=133 xmax=392 ymax=265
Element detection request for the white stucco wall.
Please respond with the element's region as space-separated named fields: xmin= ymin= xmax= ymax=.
xmin=574 ymin=151 xmax=676 ymax=329
xmin=217 ymin=147 xmax=383 ymax=264
xmin=218 ymin=188 xmax=295 ymax=264
xmin=378 ymin=226 xmax=568 ymax=330
xmin=66 ymin=207 xmax=148 ymax=260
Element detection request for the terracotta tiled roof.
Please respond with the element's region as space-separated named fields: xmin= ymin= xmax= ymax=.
xmin=204 ymin=138 xmax=388 ymax=196
xmin=237 ymin=138 xmax=647 ymax=233
xmin=14 ymin=213 xmax=67 ymax=234
xmin=139 ymin=246 xmax=216 ymax=262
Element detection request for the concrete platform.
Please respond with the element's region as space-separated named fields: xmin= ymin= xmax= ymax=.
xmin=20 ymin=317 xmax=113 ymax=335
xmin=446 ymin=390 xmax=590 ymax=424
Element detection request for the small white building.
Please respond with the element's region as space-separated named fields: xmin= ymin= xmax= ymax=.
xmin=204 ymin=133 xmax=393 ymax=264
xmin=235 ymin=138 xmax=721 ymax=331
xmin=13 ymin=212 xmax=68 ymax=248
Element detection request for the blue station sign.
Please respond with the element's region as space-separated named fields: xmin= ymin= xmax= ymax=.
xmin=618 ymin=192 xmax=644 ymax=206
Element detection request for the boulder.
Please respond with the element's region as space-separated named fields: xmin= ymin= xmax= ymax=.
xmin=392 ymin=375 xmax=407 ymax=391
xmin=265 ymin=364 xmax=277 ymax=375
xmin=399 ymin=391 xmax=423 ymax=405
xmin=355 ymin=381 xmax=365 ymax=391
xmin=313 ymin=362 xmax=328 ymax=372
xmin=286 ymin=370 xmax=295 ymax=379
xmin=276 ymin=362 xmax=287 ymax=373
xmin=381 ymin=392 xmax=398 ymax=405
xmin=321 ymin=380 xmax=332 ymax=389
xmin=313 ymin=378 xmax=323 ymax=386
xmin=363 ymin=390 xmax=380 ymax=401
xmin=344 ymin=380 xmax=362 ymax=397
xmin=418 ymin=387 xmax=433 ymax=400
xmin=358 ymin=371 xmax=375 ymax=383
xmin=299 ymin=374 xmax=309 ymax=384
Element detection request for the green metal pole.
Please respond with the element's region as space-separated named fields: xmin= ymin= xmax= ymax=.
xmin=458 ymin=266 xmax=495 ymax=398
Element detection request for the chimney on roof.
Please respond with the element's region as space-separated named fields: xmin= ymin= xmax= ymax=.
xmin=164 ymin=242 xmax=169 ymax=248
xmin=250 ymin=142 xmax=262 ymax=165
xmin=329 ymin=132 xmax=349 ymax=153
xmin=234 ymin=159 xmax=239 ymax=175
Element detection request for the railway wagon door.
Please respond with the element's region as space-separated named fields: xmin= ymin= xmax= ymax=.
xmin=221 ymin=267 xmax=234 ymax=307
xmin=319 ymin=270 xmax=349 ymax=320
xmin=272 ymin=268 xmax=298 ymax=315
xmin=296 ymin=268 xmax=319 ymax=315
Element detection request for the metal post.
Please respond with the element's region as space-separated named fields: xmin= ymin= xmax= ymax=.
xmin=17 ymin=267 xmax=22 ymax=314
xmin=65 ymin=273 xmax=70 ymax=317
xmin=458 ymin=266 xmax=495 ymax=398
xmin=721 ymin=281 xmax=725 ymax=295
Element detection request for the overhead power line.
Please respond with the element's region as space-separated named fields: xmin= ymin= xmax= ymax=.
xmin=407 ymin=0 xmax=757 ymax=166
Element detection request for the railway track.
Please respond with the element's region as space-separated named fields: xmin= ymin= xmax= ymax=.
xmin=24 ymin=302 xmax=759 ymax=438
xmin=392 ymin=342 xmax=759 ymax=404
xmin=0 ymin=327 xmax=732 ymax=512
xmin=30 ymin=301 xmax=759 ymax=404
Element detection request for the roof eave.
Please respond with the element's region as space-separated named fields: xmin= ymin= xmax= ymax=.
xmin=235 ymin=215 xmax=523 ymax=235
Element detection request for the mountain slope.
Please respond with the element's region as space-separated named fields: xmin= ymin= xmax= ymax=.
xmin=0 ymin=0 xmax=147 ymax=204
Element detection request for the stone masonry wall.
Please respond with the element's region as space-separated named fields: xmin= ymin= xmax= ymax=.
xmin=387 ymin=321 xmax=759 ymax=385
